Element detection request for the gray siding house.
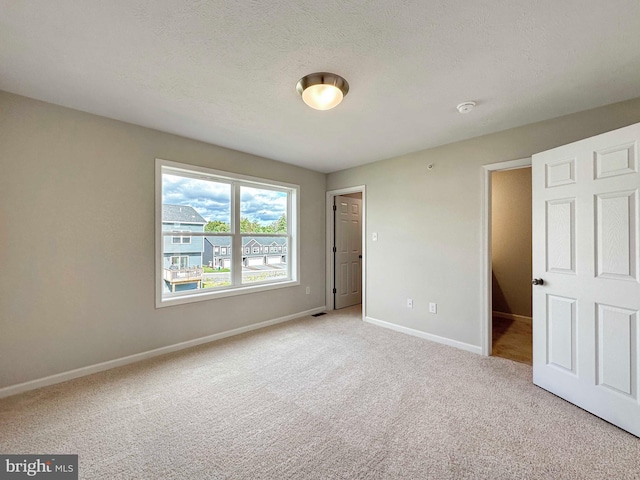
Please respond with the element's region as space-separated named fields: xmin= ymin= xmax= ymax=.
xmin=204 ymin=236 xmax=287 ymax=269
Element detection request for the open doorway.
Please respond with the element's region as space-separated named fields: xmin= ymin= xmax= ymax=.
xmin=491 ymin=167 xmax=533 ymax=364
xmin=326 ymin=186 xmax=366 ymax=315
xmin=481 ymin=158 xmax=532 ymax=358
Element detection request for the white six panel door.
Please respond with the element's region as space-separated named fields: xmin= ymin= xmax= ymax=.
xmin=334 ymin=195 xmax=362 ymax=309
xmin=532 ymin=122 xmax=640 ymax=437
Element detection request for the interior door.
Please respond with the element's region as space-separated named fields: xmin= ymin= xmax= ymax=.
xmin=334 ymin=195 xmax=362 ymax=309
xmin=532 ymin=122 xmax=640 ymax=437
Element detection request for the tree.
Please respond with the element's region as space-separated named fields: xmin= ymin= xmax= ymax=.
xmin=240 ymin=217 xmax=260 ymax=233
xmin=205 ymin=220 xmax=230 ymax=232
xmin=207 ymin=215 xmax=286 ymax=234
xmin=273 ymin=213 xmax=287 ymax=233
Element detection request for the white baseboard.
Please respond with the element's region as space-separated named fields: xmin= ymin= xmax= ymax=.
xmin=0 ymin=306 xmax=326 ymax=399
xmin=364 ymin=316 xmax=482 ymax=355
xmin=492 ymin=311 xmax=532 ymax=324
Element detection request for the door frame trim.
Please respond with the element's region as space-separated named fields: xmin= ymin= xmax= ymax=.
xmin=481 ymin=157 xmax=531 ymax=356
xmin=326 ymin=186 xmax=366 ymax=317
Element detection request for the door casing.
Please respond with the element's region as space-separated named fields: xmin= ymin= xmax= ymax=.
xmin=326 ymin=186 xmax=366 ymax=315
xmin=481 ymin=157 xmax=532 ymax=356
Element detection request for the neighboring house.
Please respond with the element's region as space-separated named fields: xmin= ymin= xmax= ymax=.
xmin=203 ymin=236 xmax=231 ymax=269
xmin=162 ymin=205 xmax=207 ymax=292
xmin=162 ymin=204 xmax=206 ymax=269
xmin=204 ymin=236 xmax=287 ymax=269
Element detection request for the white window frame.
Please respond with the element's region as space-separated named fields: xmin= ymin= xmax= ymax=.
xmin=156 ymin=158 xmax=299 ymax=308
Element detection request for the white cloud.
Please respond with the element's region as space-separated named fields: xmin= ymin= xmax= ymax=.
xmin=162 ymin=175 xmax=286 ymax=224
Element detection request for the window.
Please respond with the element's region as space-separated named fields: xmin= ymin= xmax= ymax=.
xmin=171 ymin=232 xmax=191 ymax=244
xmin=156 ymin=159 xmax=299 ymax=307
xmin=170 ymin=256 xmax=188 ymax=268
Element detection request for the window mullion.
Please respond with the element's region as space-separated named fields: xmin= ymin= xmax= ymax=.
xmin=231 ymin=182 xmax=243 ymax=285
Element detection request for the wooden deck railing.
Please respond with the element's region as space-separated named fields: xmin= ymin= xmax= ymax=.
xmin=163 ymin=267 xmax=203 ymax=284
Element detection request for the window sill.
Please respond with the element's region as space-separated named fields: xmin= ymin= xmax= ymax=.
xmin=156 ymin=279 xmax=300 ymax=308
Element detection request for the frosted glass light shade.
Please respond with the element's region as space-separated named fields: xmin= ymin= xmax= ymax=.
xmin=296 ymin=73 xmax=349 ymax=111
xmin=301 ymin=84 xmax=343 ymax=110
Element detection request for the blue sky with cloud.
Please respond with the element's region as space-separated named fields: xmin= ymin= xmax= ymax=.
xmin=240 ymin=186 xmax=287 ymax=223
xmin=162 ymin=174 xmax=286 ymax=225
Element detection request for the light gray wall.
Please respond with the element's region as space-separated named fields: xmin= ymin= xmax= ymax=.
xmin=0 ymin=91 xmax=326 ymax=389
xmin=327 ymin=97 xmax=640 ymax=348
xmin=491 ymin=168 xmax=532 ymax=318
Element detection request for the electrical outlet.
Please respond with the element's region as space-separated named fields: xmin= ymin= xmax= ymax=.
xmin=305 ymin=286 xmax=311 ymax=295
xmin=429 ymin=302 xmax=437 ymax=314
xmin=407 ymin=298 xmax=413 ymax=309
xmin=372 ymin=232 xmax=378 ymax=241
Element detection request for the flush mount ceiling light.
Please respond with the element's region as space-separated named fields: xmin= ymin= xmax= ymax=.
xmin=296 ymin=72 xmax=349 ymax=110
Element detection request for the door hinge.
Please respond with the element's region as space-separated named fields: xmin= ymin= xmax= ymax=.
xmin=333 ymin=205 xmax=337 ymax=211
xmin=332 ymin=288 xmax=337 ymax=294
xmin=332 ymin=246 xmax=337 ymax=253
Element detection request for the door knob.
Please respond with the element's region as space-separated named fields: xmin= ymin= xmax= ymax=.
xmin=532 ymin=278 xmax=544 ymax=286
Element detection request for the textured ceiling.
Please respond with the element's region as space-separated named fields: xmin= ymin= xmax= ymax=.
xmin=1 ymin=1 xmax=640 ymax=173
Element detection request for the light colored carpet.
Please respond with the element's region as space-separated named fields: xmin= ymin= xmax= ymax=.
xmin=1 ymin=306 xmax=638 ymax=479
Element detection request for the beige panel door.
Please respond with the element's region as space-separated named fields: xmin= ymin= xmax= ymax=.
xmin=532 ymin=122 xmax=640 ymax=437
xmin=334 ymin=195 xmax=362 ymax=309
